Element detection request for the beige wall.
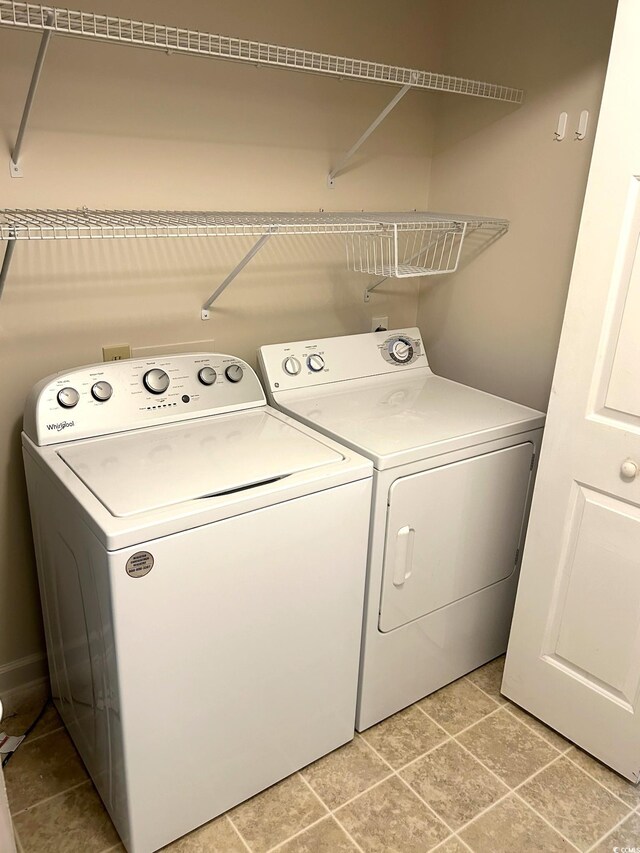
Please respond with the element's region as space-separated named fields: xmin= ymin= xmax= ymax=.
xmin=418 ymin=0 xmax=618 ymax=412
xmin=0 ymin=0 xmax=442 ymax=679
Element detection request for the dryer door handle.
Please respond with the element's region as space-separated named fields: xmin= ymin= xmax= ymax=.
xmin=393 ymin=526 xmax=415 ymax=587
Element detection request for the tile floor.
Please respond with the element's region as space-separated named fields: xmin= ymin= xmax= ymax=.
xmin=4 ymin=656 xmax=640 ymax=853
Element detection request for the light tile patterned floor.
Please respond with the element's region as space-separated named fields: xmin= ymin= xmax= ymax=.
xmin=5 ymin=656 xmax=640 ymax=853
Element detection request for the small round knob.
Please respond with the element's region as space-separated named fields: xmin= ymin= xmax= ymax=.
xmin=57 ymin=387 xmax=80 ymax=409
xmin=198 ymin=367 xmax=217 ymax=386
xmin=143 ymin=369 xmax=170 ymax=395
xmin=91 ymin=381 xmax=113 ymax=402
xmin=283 ymin=357 xmax=301 ymax=376
xmin=621 ymin=459 xmax=638 ymax=480
xmin=225 ymin=364 xmax=244 ymax=383
xmin=307 ymin=354 xmax=325 ymax=373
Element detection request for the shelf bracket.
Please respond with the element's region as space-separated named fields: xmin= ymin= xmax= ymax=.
xmin=327 ymin=75 xmax=416 ymax=188
xmin=10 ymin=12 xmax=55 ymax=178
xmin=0 ymin=238 xmax=17 ymax=300
xmin=201 ymin=232 xmax=273 ymax=318
xmin=363 ymin=272 xmax=388 ymax=302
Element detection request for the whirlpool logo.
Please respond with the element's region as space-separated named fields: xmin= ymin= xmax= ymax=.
xmin=46 ymin=420 xmax=75 ymax=432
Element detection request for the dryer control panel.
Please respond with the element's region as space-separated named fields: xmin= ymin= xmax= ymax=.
xmin=258 ymin=328 xmax=429 ymax=394
xmin=24 ymin=353 xmax=265 ymax=446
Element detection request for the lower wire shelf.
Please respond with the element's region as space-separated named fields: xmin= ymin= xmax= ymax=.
xmin=0 ymin=208 xmax=510 ymax=308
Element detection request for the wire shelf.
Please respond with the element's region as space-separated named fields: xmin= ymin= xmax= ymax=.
xmin=0 ymin=1 xmax=524 ymax=103
xmin=0 ymin=209 xmax=508 ymax=246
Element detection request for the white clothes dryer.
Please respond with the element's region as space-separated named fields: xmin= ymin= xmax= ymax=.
xmin=22 ymin=352 xmax=372 ymax=853
xmin=258 ymin=329 xmax=545 ymax=731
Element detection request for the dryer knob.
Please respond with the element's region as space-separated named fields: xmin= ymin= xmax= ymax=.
xmin=283 ymin=357 xmax=301 ymax=376
xmin=143 ymin=369 xmax=170 ymax=395
xmin=225 ymin=364 xmax=244 ymax=383
xmin=307 ymin=354 xmax=325 ymax=373
xmin=57 ymin=387 xmax=80 ymax=408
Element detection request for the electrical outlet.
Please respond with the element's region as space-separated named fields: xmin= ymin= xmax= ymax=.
xmin=103 ymin=344 xmax=131 ymax=361
xmin=372 ymin=316 xmax=389 ymax=332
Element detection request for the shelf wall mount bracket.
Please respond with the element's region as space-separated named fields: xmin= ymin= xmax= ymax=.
xmin=327 ymin=73 xmax=417 ymax=188
xmin=201 ymin=231 xmax=273 ymax=319
xmin=0 ymin=236 xmax=17 ymax=300
xmin=9 ymin=11 xmax=54 ymax=178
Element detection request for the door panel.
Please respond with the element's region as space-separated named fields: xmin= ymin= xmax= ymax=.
xmin=503 ymin=0 xmax=640 ymax=780
xmin=379 ymin=442 xmax=533 ymax=633
xmin=543 ymin=485 xmax=640 ymax=705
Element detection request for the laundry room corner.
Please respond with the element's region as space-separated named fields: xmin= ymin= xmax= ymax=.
xmin=416 ymin=0 xmax=617 ymax=413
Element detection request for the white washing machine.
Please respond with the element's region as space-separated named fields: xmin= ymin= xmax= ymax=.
xmin=258 ymin=328 xmax=545 ymax=731
xmin=22 ymin=352 xmax=372 ymax=853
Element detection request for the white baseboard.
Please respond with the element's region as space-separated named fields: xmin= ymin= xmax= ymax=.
xmin=0 ymin=654 xmax=47 ymax=696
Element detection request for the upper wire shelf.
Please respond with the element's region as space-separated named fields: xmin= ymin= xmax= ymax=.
xmin=0 ymin=1 xmax=524 ymax=104
xmin=0 ymin=209 xmax=509 ymax=241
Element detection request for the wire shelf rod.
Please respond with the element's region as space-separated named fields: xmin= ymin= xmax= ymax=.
xmin=0 ymin=1 xmax=524 ymax=104
xmin=9 ymin=9 xmax=53 ymax=176
xmin=328 ymin=81 xmax=413 ymax=187
xmin=202 ymin=232 xmax=273 ymax=316
xmin=0 ymin=209 xmax=510 ymax=241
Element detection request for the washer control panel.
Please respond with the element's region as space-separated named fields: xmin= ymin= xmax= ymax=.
xmin=25 ymin=353 xmax=265 ymax=446
xmin=258 ymin=327 xmax=428 ymax=395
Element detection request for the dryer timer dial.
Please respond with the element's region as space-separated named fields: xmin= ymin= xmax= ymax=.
xmin=388 ymin=336 xmax=414 ymax=364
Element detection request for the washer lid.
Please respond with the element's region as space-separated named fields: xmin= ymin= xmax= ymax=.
xmin=274 ymin=372 xmax=545 ymax=469
xmin=57 ymin=409 xmax=343 ymax=517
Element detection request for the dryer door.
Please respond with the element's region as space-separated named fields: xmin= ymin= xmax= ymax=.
xmin=379 ymin=442 xmax=534 ymax=632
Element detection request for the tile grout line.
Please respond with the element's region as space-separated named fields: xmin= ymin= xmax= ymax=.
xmin=22 ymin=724 xmax=64 ymax=746
xmin=262 ymin=811 xmax=329 ymax=853
xmin=296 ymin=772 xmax=367 ymax=853
xmin=439 ymin=745 xmax=588 ymax=849
xmin=507 ymin=749 xmax=627 ymax=852
xmin=414 ymin=698 xmax=503 ymax=740
xmin=454 ymin=833 xmax=475 ymax=852
xmin=462 ymin=673 xmax=508 ymax=705
xmin=12 ymin=823 xmax=23 ymax=853
xmin=448 ymin=733 xmax=585 ymax=852
xmin=356 ymin=730 xmax=457 ymax=838
xmin=452 ymin=726 xmax=563 ymax=792
xmin=500 ymin=702 xmax=573 ymax=753
xmin=510 ymin=790 xmax=583 ymax=852
xmin=560 ymin=749 xmax=640 ymax=810
xmin=225 ymin=812 xmax=253 ymax=853
xmin=9 ymin=778 xmax=92 ymax=818
xmin=584 ymin=808 xmax=638 ymax=853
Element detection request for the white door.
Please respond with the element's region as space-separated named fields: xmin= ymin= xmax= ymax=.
xmin=503 ymin=0 xmax=640 ymax=781
xmin=379 ymin=442 xmax=534 ymax=632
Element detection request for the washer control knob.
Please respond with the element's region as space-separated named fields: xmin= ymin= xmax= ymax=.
xmin=225 ymin=364 xmax=244 ymax=383
xmin=91 ymin=381 xmax=113 ymax=402
xmin=198 ymin=367 xmax=217 ymax=386
xmin=283 ymin=356 xmax=302 ymax=376
xmin=143 ymin=369 xmax=170 ymax=395
xmin=57 ymin=387 xmax=80 ymax=409
xmin=621 ymin=459 xmax=639 ymax=480
xmin=307 ymin=354 xmax=325 ymax=373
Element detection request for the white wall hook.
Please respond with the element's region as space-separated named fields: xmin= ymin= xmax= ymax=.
xmin=576 ymin=109 xmax=589 ymax=140
xmin=554 ymin=112 xmax=568 ymax=141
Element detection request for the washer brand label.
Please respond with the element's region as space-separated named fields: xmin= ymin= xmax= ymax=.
xmin=46 ymin=420 xmax=75 ymax=432
xmin=126 ymin=551 xmax=154 ymax=578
